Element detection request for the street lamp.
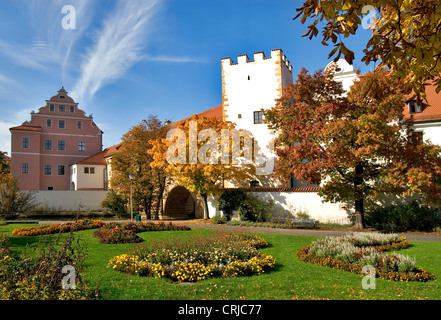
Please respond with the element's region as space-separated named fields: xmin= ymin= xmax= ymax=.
xmin=128 ymin=173 xmax=134 ymax=221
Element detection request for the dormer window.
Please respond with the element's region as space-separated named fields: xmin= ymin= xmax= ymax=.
xmin=60 ymin=95 xmax=65 ymax=99
xmin=408 ymin=100 xmax=422 ymax=114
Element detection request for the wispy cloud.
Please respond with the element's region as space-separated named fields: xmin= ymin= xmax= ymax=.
xmin=70 ymin=0 xmax=161 ymax=104
xmin=0 ymin=0 xmax=94 ymax=77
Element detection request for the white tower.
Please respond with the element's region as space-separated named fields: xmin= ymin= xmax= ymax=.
xmin=221 ymin=49 xmax=293 ymax=185
xmin=324 ymin=59 xmax=358 ymax=94
xmin=221 ymin=49 xmax=293 ymax=152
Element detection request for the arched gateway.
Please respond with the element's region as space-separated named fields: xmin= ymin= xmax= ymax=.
xmin=162 ymin=186 xmax=199 ymax=220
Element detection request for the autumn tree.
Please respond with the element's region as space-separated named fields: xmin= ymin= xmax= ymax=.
xmin=149 ymin=115 xmax=256 ymax=219
xmin=0 ymin=173 xmax=36 ymax=218
xmin=264 ymin=67 xmax=441 ymax=229
xmin=1 ymin=152 xmax=10 ymax=174
xmin=111 ymin=115 xmax=169 ymax=219
xmin=295 ymin=0 xmax=441 ymax=97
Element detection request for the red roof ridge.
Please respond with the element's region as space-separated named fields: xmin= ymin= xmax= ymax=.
xmin=9 ymin=125 xmax=42 ymax=132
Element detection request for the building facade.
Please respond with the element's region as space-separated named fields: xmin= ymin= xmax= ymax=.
xmin=10 ymin=88 xmax=103 ymax=190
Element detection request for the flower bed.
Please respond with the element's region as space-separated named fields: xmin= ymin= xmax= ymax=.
xmin=12 ymin=219 xmax=106 ymax=237
xmin=92 ymin=221 xmax=191 ymax=244
xmin=107 ymin=231 xmax=275 ymax=282
xmin=296 ymin=232 xmax=435 ymax=282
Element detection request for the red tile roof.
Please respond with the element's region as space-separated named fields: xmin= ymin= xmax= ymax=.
xmin=9 ymin=125 xmax=42 ymax=132
xmin=169 ymin=105 xmax=223 ymax=127
xmin=74 ymin=143 xmax=122 ymax=165
xmin=403 ymin=83 xmax=441 ymax=122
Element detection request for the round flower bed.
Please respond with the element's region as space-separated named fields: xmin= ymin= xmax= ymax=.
xmin=92 ymin=221 xmax=191 ymax=244
xmin=296 ymin=232 xmax=435 ymax=282
xmin=107 ymin=231 xmax=275 ymax=282
xmin=12 ymin=219 xmax=106 ymax=236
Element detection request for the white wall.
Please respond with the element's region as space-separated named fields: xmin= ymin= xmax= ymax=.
xmin=414 ymin=122 xmax=441 ymax=146
xmin=208 ymin=191 xmax=352 ymax=224
xmin=32 ymin=190 xmax=108 ymax=211
xmin=70 ymin=164 xmax=106 ymax=190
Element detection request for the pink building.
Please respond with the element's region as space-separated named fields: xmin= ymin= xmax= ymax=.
xmin=9 ymin=88 xmax=103 ymax=190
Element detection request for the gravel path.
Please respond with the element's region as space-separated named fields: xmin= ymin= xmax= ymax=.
xmin=172 ymin=221 xmax=441 ymax=242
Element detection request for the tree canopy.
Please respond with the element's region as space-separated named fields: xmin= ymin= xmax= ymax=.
xmin=149 ymin=115 xmax=256 ymax=219
xmin=295 ymin=0 xmax=441 ymax=98
xmin=264 ymin=67 xmax=441 ymax=228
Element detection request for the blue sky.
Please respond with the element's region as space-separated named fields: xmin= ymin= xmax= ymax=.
xmin=0 ymin=0 xmax=374 ymax=155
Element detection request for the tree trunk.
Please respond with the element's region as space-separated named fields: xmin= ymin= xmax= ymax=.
xmin=354 ymin=164 xmax=365 ymax=229
xmin=144 ymin=197 xmax=152 ymax=220
xmin=201 ymin=193 xmax=209 ymax=220
xmin=354 ymin=198 xmax=365 ymax=230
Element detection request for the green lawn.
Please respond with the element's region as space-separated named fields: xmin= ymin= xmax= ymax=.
xmin=1 ymin=223 xmax=441 ymax=300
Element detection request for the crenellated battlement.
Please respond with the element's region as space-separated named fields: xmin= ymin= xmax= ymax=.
xmin=221 ymin=49 xmax=292 ymax=72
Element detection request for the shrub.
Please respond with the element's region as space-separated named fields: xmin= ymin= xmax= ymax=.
xmin=237 ymin=195 xmax=271 ymax=222
xmin=100 ymin=189 xmax=127 ymax=217
xmin=365 ymin=201 xmax=441 ymax=232
xmin=211 ymin=215 xmax=227 ymax=224
xmin=217 ymin=189 xmax=247 ymax=220
xmin=0 ymin=173 xmax=36 ymax=218
xmin=0 ymin=232 xmax=99 ymax=300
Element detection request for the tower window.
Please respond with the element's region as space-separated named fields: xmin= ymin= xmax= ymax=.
xmin=253 ymin=111 xmax=263 ymax=124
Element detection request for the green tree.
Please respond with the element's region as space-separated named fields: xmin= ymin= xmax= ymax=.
xmin=100 ymin=189 xmax=127 ymax=217
xmin=217 ymin=189 xmax=247 ymax=220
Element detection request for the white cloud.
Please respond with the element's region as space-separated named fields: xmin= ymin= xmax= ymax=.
xmin=0 ymin=0 xmax=95 ymax=76
xmin=70 ymin=0 xmax=161 ymax=104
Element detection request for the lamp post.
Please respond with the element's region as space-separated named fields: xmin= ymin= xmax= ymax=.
xmin=129 ymin=173 xmax=134 ymax=221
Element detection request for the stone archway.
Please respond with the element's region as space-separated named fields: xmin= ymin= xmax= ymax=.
xmin=163 ymin=186 xmax=197 ymax=220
